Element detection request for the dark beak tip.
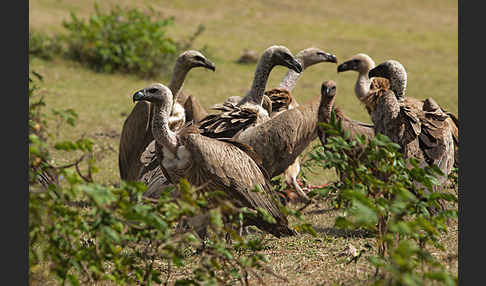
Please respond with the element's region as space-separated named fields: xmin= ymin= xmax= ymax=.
xmin=208 ymin=62 xmax=216 ymax=72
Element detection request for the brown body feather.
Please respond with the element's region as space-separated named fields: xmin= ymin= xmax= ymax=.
xmin=264 ymin=88 xmax=298 ymax=115
xmin=361 ymin=77 xmax=458 ymax=169
xmin=236 ymin=96 xmax=322 ymax=178
xmin=370 ymin=88 xmax=455 ymax=190
xmin=183 ymin=94 xmax=209 ymax=124
xmin=198 ymin=100 xmax=270 ymax=139
xmin=137 ymin=119 xmax=293 ymax=237
xmin=119 ymin=101 xmax=155 ymax=181
xmin=161 ymin=124 xmax=293 ymax=237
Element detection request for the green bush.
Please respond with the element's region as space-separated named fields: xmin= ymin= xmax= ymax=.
xmin=305 ymin=111 xmax=458 ymax=286
xmin=29 ymin=30 xmax=65 ymax=60
xmin=62 ymin=4 xmax=182 ymax=77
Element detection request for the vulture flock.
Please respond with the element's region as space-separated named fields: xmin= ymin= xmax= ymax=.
xmin=118 ymin=45 xmax=459 ymax=239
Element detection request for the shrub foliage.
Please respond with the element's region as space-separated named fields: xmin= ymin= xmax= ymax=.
xmin=61 ymin=4 xmax=179 ymax=77
xmin=29 ymin=31 xmax=65 ymax=61
xmin=30 ymin=4 xmax=208 ymax=77
xmin=305 ymin=111 xmax=458 ymax=285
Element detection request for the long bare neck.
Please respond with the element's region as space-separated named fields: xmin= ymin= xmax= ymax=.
xmin=355 ymin=71 xmax=372 ymax=101
xmin=239 ymin=55 xmax=273 ymax=105
xmin=151 ymin=102 xmax=178 ymax=154
xmin=168 ymin=61 xmax=190 ymax=102
xmin=318 ymin=95 xmax=336 ymax=123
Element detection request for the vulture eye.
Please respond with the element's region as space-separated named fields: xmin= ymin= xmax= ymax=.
xmin=148 ymin=88 xmax=158 ymax=93
xmin=281 ymin=53 xmax=291 ymax=60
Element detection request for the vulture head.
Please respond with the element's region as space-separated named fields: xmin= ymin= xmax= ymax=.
xmin=321 ymin=80 xmax=337 ymax=99
xmin=177 ymin=50 xmax=216 ymax=72
xmin=133 ymin=83 xmax=174 ymax=108
xmin=317 ymin=80 xmax=338 ymax=145
xmin=265 ymin=45 xmax=303 ymax=73
xmin=368 ymin=60 xmax=407 ymax=100
xmin=337 ymin=53 xmax=376 ymax=74
xmin=297 ymin=47 xmax=338 ymax=68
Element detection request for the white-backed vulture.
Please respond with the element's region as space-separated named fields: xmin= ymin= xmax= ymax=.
xmin=198 ymin=45 xmax=303 ymax=139
xmin=367 ymin=60 xmax=455 ymax=191
xmin=268 ymin=47 xmax=337 ymax=114
xmin=118 ymin=50 xmax=215 ymax=182
xmin=141 ymin=48 xmax=337 ymax=201
xmin=265 ymin=48 xmax=337 ymax=200
xmin=317 ymin=80 xmax=376 ymax=183
xmin=317 ymin=80 xmax=375 ymax=146
xmin=338 ymin=53 xmax=459 ymax=168
xmin=234 ymin=85 xmax=371 ymax=182
xmin=204 ymin=48 xmax=336 ymax=200
xmin=132 ymin=83 xmax=294 ymax=238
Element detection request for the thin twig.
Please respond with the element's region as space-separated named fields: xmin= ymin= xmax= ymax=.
xmin=75 ymin=159 xmax=92 ymax=183
xmin=52 ymin=154 xmax=86 ymax=170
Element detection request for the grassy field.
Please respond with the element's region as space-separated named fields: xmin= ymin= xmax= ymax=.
xmin=29 ymin=0 xmax=458 ymax=284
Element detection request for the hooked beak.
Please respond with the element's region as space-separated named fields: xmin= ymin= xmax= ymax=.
xmin=337 ymin=60 xmax=357 ymax=73
xmin=318 ymin=52 xmax=338 ymax=64
xmin=286 ymin=58 xmax=303 ymax=73
xmin=132 ymin=90 xmax=145 ymax=102
xmin=368 ymin=64 xmax=387 ymax=79
xmin=195 ymin=59 xmax=216 ymax=72
xmin=205 ymin=60 xmax=216 ymax=72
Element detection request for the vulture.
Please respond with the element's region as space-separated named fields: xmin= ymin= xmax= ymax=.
xmin=317 ymin=80 xmax=375 ymax=146
xmin=215 ymin=48 xmax=338 ymax=200
xmin=234 ymin=82 xmax=372 ymax=183
xmin=317 ymin=80 xmax=376 ymax=182
xmin=132 ymin=83 xmax=294 ymax=238
xmin=140 ymin=46 xmax=302 ymax=198
xmin=267 ymin=47 xmax=337 ymax=115
xmin=118 ymin=50 xmax=215 ymax=182
xmin=266 ymin=47 xmax=337 ymax=200
xmin=338 ymin=53 xmax=459 ymax=168
xmin=198 ymin=45 xmax=303 ymax=139
xmin=367 ymin=60 xmax=455 ymax=191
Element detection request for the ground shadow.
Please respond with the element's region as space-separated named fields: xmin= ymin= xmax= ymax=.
xmin=313 ymin=227 xmax=374 ymax=238
xmin=303 ymin=207 xmax=336 ymax=215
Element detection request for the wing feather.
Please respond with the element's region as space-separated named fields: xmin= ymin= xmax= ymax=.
xmin=119 ymin=102 xmax=154 ymax=181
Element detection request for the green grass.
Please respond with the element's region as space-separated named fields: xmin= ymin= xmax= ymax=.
xmin=29 ymin=0 xmax=458 ymax=284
